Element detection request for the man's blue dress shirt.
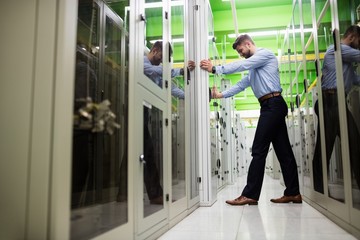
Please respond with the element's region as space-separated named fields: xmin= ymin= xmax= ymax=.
xmin=143 ymin=56 xmax=184 ymax=99
xmin=213 ymin=48 xmax=282 ymax=99
xmin=322 ymin=44 xmax=360 ymax=93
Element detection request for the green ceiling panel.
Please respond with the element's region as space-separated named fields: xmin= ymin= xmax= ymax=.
xmin=210 ymin=0 xmax=292 ymax=12
xmin=213 ymin=5 xmax=292 ymax=33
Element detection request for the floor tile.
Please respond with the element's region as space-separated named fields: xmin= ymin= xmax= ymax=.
xmin=158 ymin=175 xmax=357 ymax=240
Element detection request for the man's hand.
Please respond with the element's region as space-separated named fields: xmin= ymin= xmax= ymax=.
xmin=212 ymin=85 xmax=223 ymax=99
xmin=187 ymin=60 xmax=195 ymax=71
xmin=200 ymin=59 xmax=213 ymax=72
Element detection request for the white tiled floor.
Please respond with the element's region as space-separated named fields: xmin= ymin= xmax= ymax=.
xmin=158 ymin=174 xmax=358 ymax=240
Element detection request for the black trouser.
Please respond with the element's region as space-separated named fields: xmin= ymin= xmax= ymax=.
xmin=143 ymin=123 xmax=163 ymax=200
xmin=312 ymin=94 xmax=340 ymax=193
xmin=241 ymin=96 xmax=300 ymax=200
xmin=347 ymin=106 xmax=360 ymax=190
xmin=313 ymin=92 xmax=360 ymax=193
xmin=117 ymin=124 xmax=163 ymax=202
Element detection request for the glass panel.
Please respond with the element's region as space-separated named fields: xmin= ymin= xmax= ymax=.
xmin=171 ymin=1 xmax=186 ymax=202
xmin=71 ymin=1 xmax=129 ymax=239
xmin=143 ymin=104 xmax=164 ymax=217
xmin=337 ymin=0 xmax=360 ymax=208
xmin=208 ymin=5 xmax=222 ymax=191
xmin=291 ymin=1 xmax=304 ymax=186
xmin=312 ymin=0 xmax=336 ymax=197
xmin=302 ymin=0 xmax=317 ymax=189
xmin=312 ymin=0 xmax=346 ymax=202
xmin=105 ymin=0 xmax=131 ymax=214
xmin=144 ymin=0 xmax=164 ymax=88
xmin=189 ymin=3 xmax=200 ymax=200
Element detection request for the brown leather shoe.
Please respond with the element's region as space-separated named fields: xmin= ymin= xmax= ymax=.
xmin=270 ymin=194 xmax=302 ymax=203
xmin=226 ymin=196 xmax=258 ymax=206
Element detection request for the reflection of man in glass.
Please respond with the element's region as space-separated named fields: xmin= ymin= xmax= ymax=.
xmin=141 ymin=41 xmax=195 ymax=204
xmin=144 ymin=41 xmax=195 ymax=99
xmin=312 ymin=25 xmax=360 ymax=194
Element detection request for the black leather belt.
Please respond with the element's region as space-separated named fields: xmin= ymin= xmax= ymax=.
xmin=258 ymin=92 xmax=281 ymax=103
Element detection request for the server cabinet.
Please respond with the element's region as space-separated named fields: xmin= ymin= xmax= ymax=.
xmin=282 ymin=0 xmax=360 ymax=237
xmin=220 ymin=79 xmax=233 ymax=185
xmin=168 ymin=1 xmax=194 ymax=225
xmin=71 ymin=1 xmax=132 ymax=239
xmin=133 ymin=1 xmax=171 ymax=238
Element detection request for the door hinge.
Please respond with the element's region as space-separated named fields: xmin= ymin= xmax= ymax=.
xmin=333 ymin=29 xmax=338 ymax=51
xmin=166 ymin=194 xmax=169 ymax=202
xmin=194 ymin=5 xmax=199 ymax=11
xmin=165 ymin=118 xmax=168 ymax=126
xmin=314 ymin=59 xmax=319 ymax=76
xmin=197 ymin=177 xmax=201 ymax=183
xmin=165 ymin=80 xmax=168 ymax=88
xmin=296 ymin=95 xmax=300 ymax=108
xmin=303 ymin=79 xmax=307 ymax=93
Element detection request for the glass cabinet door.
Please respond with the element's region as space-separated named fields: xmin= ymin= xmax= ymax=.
xmin=136 ymin=0 xmax=170 ymax=236
xmin=188 ymin=0 xmax=200 ymax=203
xmin=136 ymin=89 xmax=168 ymax=235
xmin=301 ymin=0 xmax=319 ymax=192
xmin=317 ymin=0 xmax=348 ymax=203
xmin=336 ymin=0 xmax=360 ymax=210
xmin=171 ymin=0 xmax=186 ymax=204
xmin=71 ymin=1 xmax=129 ymax=239
xmin=142 ymin=102 xmax=164 ymax=217
xmin=312 ymin=0 xmax=347 ymax=204
xmin=290 ymin=1 xmax=305 ymax=188
xmin=142 ymin=0 xmax=167 ymax=99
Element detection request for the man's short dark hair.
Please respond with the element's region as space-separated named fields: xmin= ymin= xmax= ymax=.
xmin=232 ymin=34 xmax=255 ymax=49
xmin=343 ymin=25 xmax=360 ymax=38
xmin=151 ymin=41 xmax=163 ymax=52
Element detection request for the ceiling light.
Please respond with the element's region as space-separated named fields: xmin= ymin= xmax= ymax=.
xmin=150 ymin=36 xmax=214 ymax=44
xmin=144 ymin=0 xmax=183 ymax=8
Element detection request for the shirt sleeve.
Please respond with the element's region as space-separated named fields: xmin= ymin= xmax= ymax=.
xmin=342 ymin=46 xmax=360 ymax=63
xmin=171 ymin=68 xmax=181 ymax=78
xmin=221 ymin=75 xmax=251 ymax=98
xmin=143 ymin=63 xmax=163 ymax=83
xmin=215 ymin=49 xmax=273 ymax=75
xmin=171 ymin=84 xmax=185 ymax=99
xmin=143 ymin=59 xmax=181 ymax=85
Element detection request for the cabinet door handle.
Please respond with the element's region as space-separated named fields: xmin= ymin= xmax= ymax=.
xmin=139 ymin=154 xmax=146 ymax=164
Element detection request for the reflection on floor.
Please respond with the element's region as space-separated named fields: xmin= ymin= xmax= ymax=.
xmin=144 ymin=180 xmax=186 ymax=216
xmin=71 ymin=201 xmax=128 ymax=240
xmin=158 ymin=174 xmax=357 ymax=240
xmin=328 ymin=183 xmax=345 ymax=202
xmin=172 ymin=179 xmax=186 ymax=201
xmin=144 ymin=196 xmax=163 ymax=216
xmin=353 ymin=187 xmax=360 ymax=210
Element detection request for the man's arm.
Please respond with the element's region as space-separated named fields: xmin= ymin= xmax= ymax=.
xmin=200 ymin=49 xmax=273 ymax=75
xmin=216 ymin=49 xmax=274 ymax=75
xmin=212 ymin=75 xmax=251 ymax=99
xmin=172 ymin=60 xmax=196 ymax=78
xmin=171 ymin=85 xmax=185 ymax=99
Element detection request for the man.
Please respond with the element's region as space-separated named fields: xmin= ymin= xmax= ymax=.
xmin=144 ymin=41 xmax=195 ymax=99
xmin=312 ymin=25 xmax=360 ymax=193
xmin=200 ymin=34 xmax=301 ymax=205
